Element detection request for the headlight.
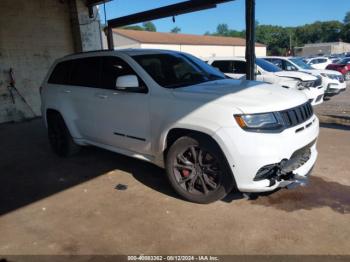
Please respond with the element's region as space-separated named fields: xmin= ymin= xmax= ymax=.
xmin=320 ymin=73 xmax=338 ymax=80
xmin=234 ymin=113 xmax=284 ymax=132
xmin=298 ymin=81 xmax=314 ymax=89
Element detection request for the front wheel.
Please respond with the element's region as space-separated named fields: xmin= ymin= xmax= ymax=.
xmin=165 ymin=136 xmax=235 ymax=203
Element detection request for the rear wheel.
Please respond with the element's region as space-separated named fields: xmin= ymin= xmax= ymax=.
xmin=47 ymin=113 xmax=80 ymax=157
xmin=165 ymin=136 xmax=235 ymax=203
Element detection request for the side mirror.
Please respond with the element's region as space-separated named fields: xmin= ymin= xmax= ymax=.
xmin=116 ymin=75 xmax=139 ymax=90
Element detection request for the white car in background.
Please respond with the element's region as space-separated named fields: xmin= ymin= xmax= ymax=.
xmin=264 ymin=56 xmax=346 ymax=97
xmin=207 ymin=57 xmax=324 ymax=106
xmin=41 ymin=49 xmax=319 ymax=203
xmin=306 ymin=57 xmax=332 ymax=70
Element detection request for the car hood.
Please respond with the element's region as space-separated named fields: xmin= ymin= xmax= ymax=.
xmin=274 ymin=71 xmax=316 ymax=81
xmin=171 ymin=79 xmax=307 ymax=114
xmin=302 ymin=69 xmax=342 ymax=76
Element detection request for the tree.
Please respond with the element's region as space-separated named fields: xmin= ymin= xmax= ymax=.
xmin=344 ymin=11 xmax=350 ymax=24
xmin=341 ymin=23 xmax=350 ymax=42
xmin=122 ymin=25 xmax=144 ymax=31
xmin=170 ymin=27 xmax=181 ymax=34
xmin=142 ymin=21 xmax=156 ymax=32
xmin=216 ymin=23 xmax=230 ymax=36
xmin=256 ymin=25 xmax=290 ymax=55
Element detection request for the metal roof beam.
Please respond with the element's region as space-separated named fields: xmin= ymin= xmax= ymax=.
xmin=107 ymin=0 xmax=234 ymax=28
xmin=86 ymin=0 xmax=112 ymax=7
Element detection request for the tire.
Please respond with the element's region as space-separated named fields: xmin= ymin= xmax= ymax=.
xmin=47 ymin=113 xmax=80 ymax=157
xmin=165 ymin=136 xmax=235 ymax=204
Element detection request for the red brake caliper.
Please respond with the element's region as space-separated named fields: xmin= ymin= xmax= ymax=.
xmin=182 ymin=169 xmax=190 ymax=177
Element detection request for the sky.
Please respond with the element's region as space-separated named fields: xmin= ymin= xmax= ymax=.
xmin=99 ymin=0 xmax=350 ymax=34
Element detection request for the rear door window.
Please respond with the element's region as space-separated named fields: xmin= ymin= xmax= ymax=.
xmin=69 ymin=57 xmax=101 ymax=88
xmin=231 ymin=61 xmax=246 ymax=74
xmin=211 ymin=61 xmax=233 ymax=73
xmin=48 ymin=61 xmax=72 ymax=85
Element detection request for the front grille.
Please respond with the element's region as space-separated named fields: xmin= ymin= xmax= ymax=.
xmin=313 ymin=76 xmax=322 ymax=87
xmin=280 ymin=102 xmax=313 ymax=128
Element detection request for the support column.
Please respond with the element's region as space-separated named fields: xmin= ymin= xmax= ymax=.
xmin=107 ymin=25 xmax=114 ymax=50
xmin=245 ymin=0 xmax=256 ymax=80
xmin=69 ymin=0 xmax=103 ymax=52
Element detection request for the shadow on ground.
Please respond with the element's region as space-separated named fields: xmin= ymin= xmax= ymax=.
xmin=0 ymin=119 xmax=179 ymax=216
xmin=320 ymin=123 xmax=350 ymax=131
xmin=1 ymin=119 xmax=350 ymax=216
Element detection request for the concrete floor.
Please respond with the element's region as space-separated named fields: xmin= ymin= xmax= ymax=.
xmin=0 ymin=119 xmax=349 ymax=255
xmin=315 ymin=82 xmax=350 ymax=118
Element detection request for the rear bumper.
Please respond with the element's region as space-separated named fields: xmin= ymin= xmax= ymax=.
xmin=213 ymin=116 xmax=319 ymax=193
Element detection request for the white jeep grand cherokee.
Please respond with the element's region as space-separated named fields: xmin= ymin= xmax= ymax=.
xmin=41 ymin=49 xmax=319 ymax=203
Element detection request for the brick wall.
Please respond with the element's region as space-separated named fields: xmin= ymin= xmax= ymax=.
xmin=0 ymin=0 xmax=102 ymax=123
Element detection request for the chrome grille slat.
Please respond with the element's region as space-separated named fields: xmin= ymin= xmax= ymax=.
xmin=280 ymin=102 xmax=313 ymax=128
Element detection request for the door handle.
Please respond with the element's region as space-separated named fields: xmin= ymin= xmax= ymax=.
xmin=62 ymin=90 xmax=71 ymax=93
xmin=96 ymin=94 xmax=108 ymax=99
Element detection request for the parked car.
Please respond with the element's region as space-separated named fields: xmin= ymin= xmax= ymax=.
xmin=264 ymin=56 xmax=346 ymax=96
xmin=207 ymin=57 xmax=324 ymax=105
xmin=41 ymin=49 xmax=319 ymax=203
xmin=305 ymin=57 xmax=332 ymax=70
xmin=326 ymin=58 xmax=350 ymax=81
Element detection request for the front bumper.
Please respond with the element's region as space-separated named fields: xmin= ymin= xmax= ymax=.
xmin=324 ymin=81 xmax=347 ymax=96
xmin=302 ymin=86 xmax=324 ymax=106
xmin=213 ymin=116 xmax=319 ymax=193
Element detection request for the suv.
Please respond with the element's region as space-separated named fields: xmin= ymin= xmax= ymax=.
xmin=264 ymin=56 xmax=346 ymax=96
xmin=41 ymin=49 xmax=319 ymax=203
xmin=207 ymin=57 xmax=324 ymax=106
xmin=305 ymin=57 xmax=332 ymax=70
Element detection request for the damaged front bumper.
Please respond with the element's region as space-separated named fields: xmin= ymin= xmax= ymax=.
xmin=213 ymin=115 xmax=319 ymax=193
xmin=254 ymin=139 xmax=315 ymax=186
xmin=246 ymin=140 xmax=317 ymax=192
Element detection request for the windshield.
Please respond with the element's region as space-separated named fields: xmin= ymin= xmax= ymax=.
xmin=336 ymin=58 xmax=350 ymax=64
xmin=256 ymin=58 xmax=282 ymax=72
xmin=132 ymin=52 xmax=226 ymax=88
xmin=290 ymin=58 xmax=313 ymax=69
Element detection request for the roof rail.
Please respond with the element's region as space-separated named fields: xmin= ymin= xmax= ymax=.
xmin=63 ymin=49 xmax=115 ymax=58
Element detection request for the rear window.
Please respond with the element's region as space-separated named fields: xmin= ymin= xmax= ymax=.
xmin=48 ymin=61 xmax=71 ymax=85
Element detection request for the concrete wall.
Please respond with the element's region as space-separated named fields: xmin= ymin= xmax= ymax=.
xmin=332 ymin=42 xmax=350 ymax=54
xmin=139 ymin=43 xmax=266 ymax=59
xmin=0 ymin=0 xmax=102 ymax=123
xmin=113 ymin=34 xmax=141 ymax=50
xmin=297 ymin=42 xmax=350 ymax=56
xmin=111 ymin=32 xmax=267 ymax=59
